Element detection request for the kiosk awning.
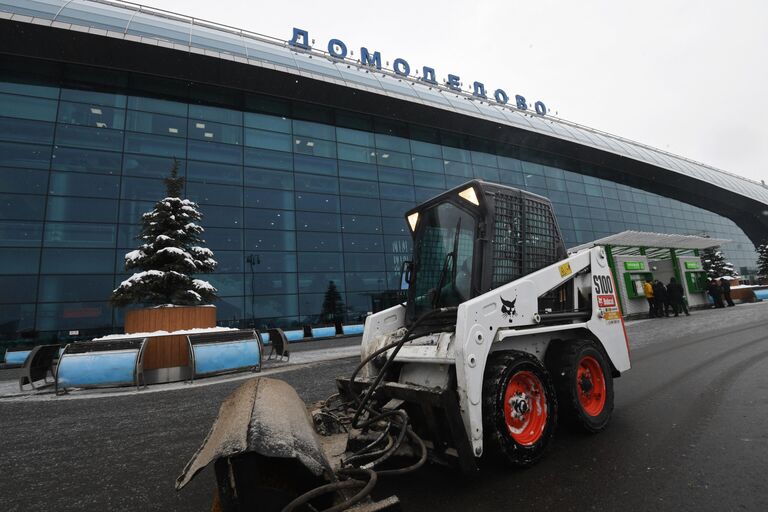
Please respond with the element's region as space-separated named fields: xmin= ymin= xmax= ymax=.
xmin=569 ymin=230 xmax=731 ymax=253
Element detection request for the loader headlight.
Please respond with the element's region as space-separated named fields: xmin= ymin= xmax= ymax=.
xmin=458 ymin=186 xmax=480 ymax=206
xmin=407 ymin=212 xmax=419 ymax=232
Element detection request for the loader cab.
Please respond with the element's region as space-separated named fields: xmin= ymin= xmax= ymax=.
xmin=404 ymin=180 xmax=567 ymax=327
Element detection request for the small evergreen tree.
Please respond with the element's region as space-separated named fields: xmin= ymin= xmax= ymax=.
xmin=111 ymin=160 xmax=218 ymax=307
xmin=700 ymin=246 xmax=739 ymax=280
xmin=321 ymin=281 xmax=345 ymax=323
xmin=757 ymin=242 xmax=768 ymax=278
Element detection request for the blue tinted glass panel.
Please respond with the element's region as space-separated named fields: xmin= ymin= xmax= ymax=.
xmin=187 ymin=182 xmax=242 ymax=206
xmin=339 ymin=178 xmax=378 ymax=198
xmin=344 ymin=253 xmax=384 ymax=272
xmin=244 ymin=128 xmax=292 ymax=151
xmin=296 ymin=211 xmax=340 ymax=232
xmin=36 ymin=301 xmax=112 ymax=331
xmin=124 ymin=132 xmax=186 ymax=158
xmin=0 ymin=276 xmax=37 ymax=304
xmin=0 ymin=248 xmax=40 ymax=274
xmin=379 ymin=182 xmax=415 ymax=201
xmin=205 ymin=273 xmax=244 ymax=297
xmin=248 ymin=253 xmax=297 ymax=273
xmin=336 ymin=127 xmax=374 ymax=146
xmin=345 ymin=272 xmax=386 ymax=292
xmin=250 ymin=273 xmax=297 ymax=295
xmin=244 ymin=148 xmax=293 ymax=170
xmin=189 ymin=104 xmax=242 ymax=125
xmin=380 ymin=199 xmax=414 ymax=218
xmin=377 ymin=167 xmax=412 ymax=185
xmin=0 ymin=81 xmax=59 ymax=99
xmin=41 ymin=248 xmax=116 ymax=274
xmin=49 ymin=172 xmax=120 ymax=199
xmin=244 ymin=188 xmax=294 ymax=209
xmin=298 ymin=252 xmax=343 ymax=272
xmin=294 ymin=137 xmax=336 ymax=159
xmin=376 ymin=150 xmax=411 ymax=169
xmin=0 ymin=168 xmax=48 ymax=194
xmin=297 ymin=232 xmax=342 ymax=252
xmin=44 ymin=222 xmax=116 ymax=248
xmin=293 ymin=154 xmax=337 ymax=176
xmin=126 ymin=111 xmax=186 ymax=138
xmin=205 ymin=228 xmax=243 ymax=250
xmin=298 ymin=274 xmax=345 ymax=294
xmin=244 ymin=167 xmax=293 ymax=190
xmin=337 ymin=143 xmax=376 ymax=164
xmin=244 ymin=112 xmax=291 ymax=133
xmin=51 ymin=147 xmax=121 ymax=175
xmin=200 ymin=204 xmax=242 ymax=228
xmin=244 ymin=209 xmax=294 ymax=230
xmin=245 ymin=230 xmax=295 ymax=252
xmin=212 ymin=251 xmax=242 ymax=273
xmin=127 ymin=96 xmax=188 ymax=116
xmin=410 ymin=140 xmax=442 ymax=158
xmin=46 ymin=197 xmax=118 ymax=223
xmin=0 ymin=117 xmax=55 ymax=144
xmin=0 ymin=193 xmax=45 ymax=221
xmin=247 ymin=294 xmax=298 ymax=319
xmin=294 ymin=173 xmax=338 ymax=194
xmin=293 ymin=120 xmax=335 ymax=141
xmin=55 ymin=124 xmax=123 ymax=151
xmin=341 ymin=196 xmax=381 ymax=215
xmin=0 ymin=221 xmax=43 ymax=247
xmin=443 ymin=161 xmax=473 ymax=178
xmin=120 ymin=177 xmax=165 ymax=201
xmin=0 ymin=142 xmax=51 ymax=169
xmin=122 ymin=154 xmax=184 ymax=179
xmin=187 ymin=160 xmax=242 ymax=185
xmin=58 ymin=101 xmax=125 ymax=130
xmin=338 ymin=160 xmax=377 ymax=180
xmin=412 ymin=156 xmax=444 ymax=173
xmin=342 ymin=214 xmax=381 ymax=234
xmin=188 ymin=139 xmax=243 ymax=165
xmin=0 ymin=93 xmax=57 ymax=121
xmin=375 ymin=133 xmax=409 ymax=152
xmin=118 ymin=201 xmax=153 ymax=225
xmin=38 ymin=275 xmax=114 ymax=302
xmin=295 ymin=192 xmax=340 ymax=213
xmin=60 ymin=89 xmax=126 ymax=108
xmin=343 ymin=233 xmax=383 ymax=252
xmin=188 ymin=119 xmax=242 ymax=145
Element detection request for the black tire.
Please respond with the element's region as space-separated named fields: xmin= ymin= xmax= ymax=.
xmin=482 ymin=351 xmax=557 ymax=467
xmin=546 ymin=339 xmax=614 ymax=433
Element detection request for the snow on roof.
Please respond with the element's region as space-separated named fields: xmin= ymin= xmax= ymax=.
xmin=569 ymin=230 xmax=731 ymax=253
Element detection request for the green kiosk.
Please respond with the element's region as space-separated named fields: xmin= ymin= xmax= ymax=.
xmin=569 ymin=231 xmax=730 ymax=316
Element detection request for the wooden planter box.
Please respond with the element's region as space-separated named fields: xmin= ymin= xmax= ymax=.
xmin=125 ymin=306 xmax=216 ymax=383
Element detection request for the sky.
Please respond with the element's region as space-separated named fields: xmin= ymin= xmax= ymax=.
xmin=144 ymin=0 xmax=767 ymax=184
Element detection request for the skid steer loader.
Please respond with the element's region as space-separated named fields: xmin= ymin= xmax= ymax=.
xmin=176 ymin=180 xmax=631 ymax=511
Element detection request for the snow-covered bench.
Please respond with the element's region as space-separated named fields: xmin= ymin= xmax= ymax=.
xmin=186 ymin=329 xmax=263 ymax=381
xmin=55 ymin=338 xmax=148 ymax=394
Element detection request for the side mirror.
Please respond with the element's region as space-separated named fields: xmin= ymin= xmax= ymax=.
xmin=400 ymin=260 xmax=413 ymax=287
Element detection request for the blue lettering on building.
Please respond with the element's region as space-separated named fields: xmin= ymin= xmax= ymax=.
xmin=290 ymin=27 xmax=549 ymax=116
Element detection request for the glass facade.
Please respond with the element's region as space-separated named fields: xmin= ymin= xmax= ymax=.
xmin=0 ymin=73 xmax=759 ymax=341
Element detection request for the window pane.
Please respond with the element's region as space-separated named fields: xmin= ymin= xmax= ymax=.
xmin=296 ymin=211 xmax=340 ymax=232
xmin=249 ymin=273 xmax=297 ymax=295
xmin=41 ymin=248 xmax=116 ymax=274
xmin=126 ymin=110 xmax=187 ymax=138
xmin=55 ymin=124 xmax=124 ymax=151
xmin=51 ymin=147 xmax=121 ymax=175
xmin=189 ymin=104 xmax=242 ymax=125
xmin=0 ymin=93 xmax=57 ymax=121
xmin=293 ymin=120 xmax=335 ymax=141
xmin=120 ymin=177 xmax=165 ymax=201
xmin=244 ymin=209 xmax=294 ymax=230
xmin=0 ymin=142 xmax=51 ymax=169
xmin=341 ymin=214 xmax=382 ymax=234
xmin=343 ymin=233 xmax=384 ymax=252
xmin=244 ymin=112 xmax=291 ymax=133
xmin=122 ymin=154 xmax=184 ymax=179
xmin=187 ymin=139 xmax=243 ymax=165
xmin=245 ymin=188 xmax=294 ymax=210
xmin=298 ymin=252 xmax=343 ymax=272
xmin=49 ymin=172 xmax=120 ymax=198
xmin=338 ymin=160 xmax=377 ymax=181
xmin=245 ymin=230 xmax=295 ymax=252
xmin=297 ymin=232 xmax=342 ymax=252
xmin=44 ymin=222 xmax=116 ymax=248
xmin=39 ymin=275 xmax=114 ymax=302
xmin=187 ymin=160 xmax=242 ymax=185
xmin=344 ymin=253 xmax=384 ymax=272
xmin=60 ymin=89 xmax=126 ymax=108
xmin=295 ymin=192 xmax=340 ymax=213
xmin=0 ymin=168 xmax=48 ymax=195
xmin=188 ymin=119 xmax=242 ymax=145
xmin=127 ymin=96 xmax=188 ymax=116
xmin=205 ymin=227 xmax=243 ymax=250
xmin=0 ymin=117 xmax=55 ymax=144
xmin=341 ymin=196 xmax=381 ymax=215
xmin=124 ymin=132 xmax=186 ymax=158
xmin=293 ymin=154 xmax=337 ymax=176
xmin=0 ymin=248 xmax=40 ymax=274
xmin=46 ymin=197 xmax=118 ymax=223
xmin=0 ymin=193 xmax=45 ymax=221
xmin=294 ymin=173 xmax=338 ymax=194
xmin=245 ymin=128 xmax=292 ymax=151
xmin=298 ymin=274 xmax=345 ymax=293
xmin=0 ymin=221 xmax=43 ymax=247
xmin=0 ymin=276 xmax=37 ymax=304
xmin=244 ymin=167 xmax=293 ymax=190
xmin=244 ymin=147 xmax=293 ymax=170
xmin=187 ymin=182 xmax=242 ymax=206
xmin=36 ymin=301 xmax=113 ymax=331
xmin=247 ymin=252 xmax=297 ymax=273
xmin=57 ymin=101 xmax=125 ymax=130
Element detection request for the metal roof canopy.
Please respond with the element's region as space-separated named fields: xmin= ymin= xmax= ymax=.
xmin=569 ymin=230 xmax=731 ymax=253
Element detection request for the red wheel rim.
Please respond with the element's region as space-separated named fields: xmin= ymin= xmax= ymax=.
xmin=577 ymin=355 xmax=606 ymax=416
xmin=503 ymin=370 xmax=548 ymax=446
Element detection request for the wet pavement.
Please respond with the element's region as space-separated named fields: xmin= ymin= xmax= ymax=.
xmin=1 ymin=303 xmax=767 ymax=511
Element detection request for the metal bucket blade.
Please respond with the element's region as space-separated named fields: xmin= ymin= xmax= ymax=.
xmin=176 ymin=377 xmax=333 ymax=491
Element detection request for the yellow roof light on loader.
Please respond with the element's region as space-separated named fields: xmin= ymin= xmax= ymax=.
xmin=458 ymin=186 xmax=480 ymax=206
xmin=407 ymin=212 xmax=419 ymax=232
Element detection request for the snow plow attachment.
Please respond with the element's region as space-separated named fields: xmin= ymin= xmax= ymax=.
xmin=176 ymin=377 xmax=401 ymax=511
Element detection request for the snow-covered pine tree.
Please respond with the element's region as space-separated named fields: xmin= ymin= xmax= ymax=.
xmin=757 ymin=241 xmax=768 ymax=278
xmin=111 ymin=160 xmax=218 ymax=307
xmin=700 ymin=246 xmax=739 ymax=280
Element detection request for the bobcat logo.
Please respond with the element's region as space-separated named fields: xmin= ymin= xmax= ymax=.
xmin=501 ymin=296 xmax=517 ymax=322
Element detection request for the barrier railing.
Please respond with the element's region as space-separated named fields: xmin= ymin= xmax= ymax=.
xmin=186 ymin=329 xmax=263 ymax=381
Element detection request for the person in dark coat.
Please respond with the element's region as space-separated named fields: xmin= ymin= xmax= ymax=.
xmin=707 ymin=279 xmax=725 ymax=308
xmin=667 ymin=277 xmax=690 ymax=316
xmin=719 ymin=278 xmax=735 ymax=307
xmin=652 ymin=280 xmax=669 ymax=317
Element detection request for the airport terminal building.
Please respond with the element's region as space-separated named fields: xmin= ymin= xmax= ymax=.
xmin=1 ymin=0 xmax=767 ymax=340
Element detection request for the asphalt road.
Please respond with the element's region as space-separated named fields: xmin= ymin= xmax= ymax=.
xmin=1 ymin=305 xmax=767 ymax=511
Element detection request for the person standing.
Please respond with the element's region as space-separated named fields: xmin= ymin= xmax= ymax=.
xmin=720 ymin=277 xmax=736 ymax=307
xmin=707 ymin=279 xmax=725 ymax=308
xmin=653 ymin=280 xmax=669 ymax=317
xmin=643 ymin=278 xmax=655 ymax=318
xmin=667 ymin=277 xmax=690 ymax=316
